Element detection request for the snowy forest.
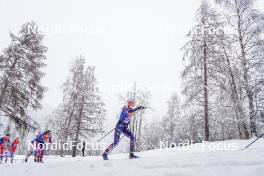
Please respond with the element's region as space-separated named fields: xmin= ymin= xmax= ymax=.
xmin=1 ymin=0 xmax=264 ymax=158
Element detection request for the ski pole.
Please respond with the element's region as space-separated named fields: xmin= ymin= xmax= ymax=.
xmin=242 ymin=133 xmax=264 ymax=150
xmin=97 ymin=128 xmax=115 ymax=143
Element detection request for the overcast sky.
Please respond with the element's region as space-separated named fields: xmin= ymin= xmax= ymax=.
xmin=1 ymin=0 xmax=264 ymax=127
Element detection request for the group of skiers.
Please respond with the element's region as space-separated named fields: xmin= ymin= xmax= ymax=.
xmin=0 ymin=134 xmax=20 ymax=163
xmin=0 ymin=98 xmax=144 ymax=163
xmin=0 ymin=130 xmax=52 ymax=164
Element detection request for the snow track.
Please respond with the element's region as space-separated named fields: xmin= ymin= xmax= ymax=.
xmin=1 ymin=139 xmax=264 ymax=176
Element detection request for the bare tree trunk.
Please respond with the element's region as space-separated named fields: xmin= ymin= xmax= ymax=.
xmin=223 ymin=46 xmax=250 ymax=139
xmin=202 ymin=15 xmax=210 ymax=141
xmin=64 ymin=94 xmax=77 ymax=137
xmin=248 ymin=94 xmax=256 ymax=135
xmin=235 ymin=3 xmax=256 ymax=136
xmin=72 ymin=97 xmax=84 ymax=157
xmin=61 ymin=107 xmax=75 ymax=156
xmin=61 ymin=65 xmax=80 ymax=156
xmin=203 ymin=43 xmax=209 ymax=141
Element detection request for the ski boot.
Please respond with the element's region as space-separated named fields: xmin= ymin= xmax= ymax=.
xmin=129 ymin=153 xmax=140 ymax=159
xmin=102 ymin=152 xmax=109 ymax=160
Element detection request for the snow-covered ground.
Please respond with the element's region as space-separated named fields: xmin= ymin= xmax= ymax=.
xmin=1 ymin=139 xmax=264 ymax=176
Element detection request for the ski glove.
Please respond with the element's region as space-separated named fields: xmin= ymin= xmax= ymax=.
xmin=139 ymin=106 xmax=145 ymax=110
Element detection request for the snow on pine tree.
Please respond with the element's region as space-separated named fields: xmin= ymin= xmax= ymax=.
xmin=161 ymin=93 xmax=181 ymax=144
xmin=0 ymin=21 xmax=46 ymax=132
xmin=51 ymin=56 xmax=105 ymax=157
xmin=215 ymin=0 xmax=264 ymax=136
xmin=141 ymin=118 xmax=163 ymax=150
xmin=213 ymin=32 xmax=250 ymax=139
xmin=52 ymin=58 xmax=86 ymax=156
xmin=182 ymin=0 xmax=226 ymax=142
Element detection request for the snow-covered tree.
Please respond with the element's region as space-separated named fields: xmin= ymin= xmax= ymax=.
xmin=215 ymin=0 xmax=264 ymax=136
xmin=141 ymin=117 xmax=163 ymax=150
xmin=0 ymin=21 xmax=46 ymax=132
xmin=162 ymin=93 xmax=181 ymax=143
xmin=52 ymin=56 xmax=105 ymax=157
xmin=182 ymin=0 xmax=224 ymax=141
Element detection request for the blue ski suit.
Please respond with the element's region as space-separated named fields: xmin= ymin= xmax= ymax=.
xmin=104 ymin=106 xmax=144 ymax=154
xmin=31 ymin=132 xmax=52 ymax=162
xmin=31 ymin=132 xmax=52 ymax=144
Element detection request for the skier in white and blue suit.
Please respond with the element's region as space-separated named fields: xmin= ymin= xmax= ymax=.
xmin=102 ymin=99 xmax=145 ymax=160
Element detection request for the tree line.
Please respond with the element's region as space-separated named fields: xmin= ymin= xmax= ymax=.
xmin=182 ymin=0 xmax=264 ymax=141
xmin=144 ymin=0 xmax=264 ymax=147
xmin=0 ymin=22 xmax=105 ymax=156
xmin=140 ymin=0 xmax=264 ymax=150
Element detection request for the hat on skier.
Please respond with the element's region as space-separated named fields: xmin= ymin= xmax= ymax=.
xmin=127 ymin=98 xmax=135 ymax=103
xmin=44 ymin=130 xmax=52 ymax=135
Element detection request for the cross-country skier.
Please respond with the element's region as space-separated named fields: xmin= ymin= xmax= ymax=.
xmin=0 ymin=134 xmax=11 ymax=164
xmin=30 ymin=130 xmax=52 ymax=163
xmin=25 ymin=131 xmax=41 ymax=162
xmin=8 ymin=137 xmax=20 ymax=163
xmin=102 ymin=99 xmax=145 ymax=160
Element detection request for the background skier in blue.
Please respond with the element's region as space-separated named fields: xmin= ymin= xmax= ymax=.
xmin=102 ymin=99 xmax=145 ymax=160
xmin=30 ymin=130 xmax=52 ymax=162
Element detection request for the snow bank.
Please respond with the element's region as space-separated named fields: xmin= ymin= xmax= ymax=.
xmin=1 ymin=139 xmax=264 ymax=176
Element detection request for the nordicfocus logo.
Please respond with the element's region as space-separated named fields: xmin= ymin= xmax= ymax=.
xmin=28 ymin=141 xmax=107 ymax=151
xmin=28 ymin=140 xmax=238 ymax=151
xmin=160 ymin=141 xmax=238 ymax=151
